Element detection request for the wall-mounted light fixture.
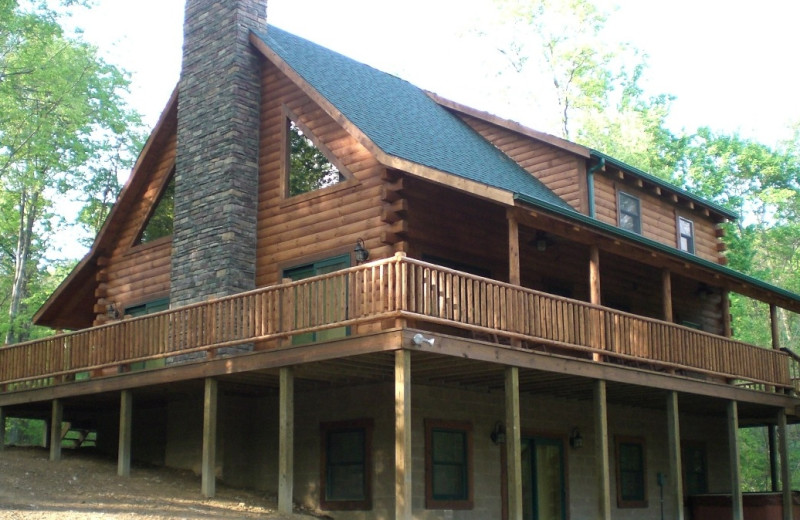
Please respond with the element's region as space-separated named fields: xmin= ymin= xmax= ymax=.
xmin=106 ymin=302 xmax=120 ymax=320
xmin=569 ymin=427 xmax=583 ymax=449
xmin=354 ymin=238 xmax=370 ymax=264
xmin=491 ymin=421 xmax=506 ymax=445
xmin=534 ymin=231 xmax=553 ymax=252
xmin=412 ymin=333 xmax=435 ymax=346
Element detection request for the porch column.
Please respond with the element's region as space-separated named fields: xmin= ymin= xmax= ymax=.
xmin=395 ymin=350 xmax=412 ymax=520
xmin=770 ymin=426 xmax=779 ymax=492
xmin=201 ymin=378 xmax=218 ymax=498
xmin=727 ymin=400 xmax=743 ymax=520
xmin=722 ymin=290 xmax=732 ymax=338
xmin=661 ymin=269 xmax=673 ymax=322
xmin=507 ymin=210 xmax=520 ymax=286
xmin=770 ymin=304 xmax=781 ymax=350
xmin=594 ymin=380 xmax=611 ymax=520
xmin=118 ymin=390 xmax=133 ymax=477
xmin=50 ymin=399 xmax=63 ymax=462
xmin=0 ymin=407 xmax=5 ymax=451
xmin=589 ymin=246 xmax=603 ymax=362
xmin=666 ymin=391 xmax=684 ymax=520
xmin=279 ymin=367 xmax=294 ymax=515
xmin=505 ymin=366 xmax=523 ymax=520
xmin=779 ymin=409 xmax=792 ymax=520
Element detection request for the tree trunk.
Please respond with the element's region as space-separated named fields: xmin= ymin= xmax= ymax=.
xmin=6 ymin=188 xmax=39 ymax=344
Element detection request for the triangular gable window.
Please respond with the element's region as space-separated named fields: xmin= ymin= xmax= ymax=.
xmin=287 ymin=119 xmax=344 ymax=197
xmin=134 ymin=174 xmax=174 ymax=246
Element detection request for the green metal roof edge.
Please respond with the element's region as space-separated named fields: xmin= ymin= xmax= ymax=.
xmin=590 ymin=150 xmax=739 ymax=221
xmin=514 ymin=192 xmax=800 ymax=306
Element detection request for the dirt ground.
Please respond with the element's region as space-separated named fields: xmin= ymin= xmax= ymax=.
xmin=0 ymin=447 xmax=317 ymax=519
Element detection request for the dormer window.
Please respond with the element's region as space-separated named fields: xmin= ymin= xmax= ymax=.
xmin=678 ymin=216 xmax=695 ymax=254
xmin=618 ymin=192 xmax=641 ymax=234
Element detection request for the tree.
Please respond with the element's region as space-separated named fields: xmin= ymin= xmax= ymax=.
xmin=0 ymin=0 xmax=142 ymax=342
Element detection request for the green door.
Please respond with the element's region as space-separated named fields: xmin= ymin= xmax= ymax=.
xmin=521 ymin=437 xmax=566 ymax=520
xmin=284 ymin=255 xmax=350 ymax=344
xmin=126 ymin=298 xmax=170 ymax=371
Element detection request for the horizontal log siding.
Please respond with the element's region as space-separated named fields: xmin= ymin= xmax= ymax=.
xmin=103 ymin=134 xmax=176 ymax=314
xmin=1 ymin=256 xmax=789 ymax=391
xmin=594 ymin=174 xmax=720 ymax=263
xmin=255 ymin=61 xmax=390 ymax=286
xmin=458 ymin=114 xmax=586 ymax=212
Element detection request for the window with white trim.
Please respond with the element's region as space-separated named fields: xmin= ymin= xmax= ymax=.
xmin=678 ymin=216 xmax=695 ymax=254
xmin=618 ymin=191 xmax=641 ymax=234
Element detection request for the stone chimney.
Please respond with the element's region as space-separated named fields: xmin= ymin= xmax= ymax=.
xmin=170 ymin=0 xmax=266 ymax=307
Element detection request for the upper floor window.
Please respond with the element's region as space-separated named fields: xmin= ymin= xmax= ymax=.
xmin=287 ymin=119 xmax=344 ymax=197
xmin=618 ymin=192 xmax=641 ymax=234
xmin=134 ymin=174 xmax=174 ymax=246
xmin=678 ymin=216 xmax=695 ymax=254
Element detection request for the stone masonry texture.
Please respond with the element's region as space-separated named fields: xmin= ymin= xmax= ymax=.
xmin=170 ymin=0 xmax=266 ymax=307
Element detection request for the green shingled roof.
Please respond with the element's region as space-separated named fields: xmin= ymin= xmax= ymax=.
xmin=256 ymin=25 xmax=572 ymax=211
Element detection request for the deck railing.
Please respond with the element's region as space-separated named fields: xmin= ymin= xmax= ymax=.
xmin=0 ymin=254 xmax=793 ymax=392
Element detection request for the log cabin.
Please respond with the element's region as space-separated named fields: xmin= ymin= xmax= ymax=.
xmin=2 ymin=1 xmax=800 ymax=519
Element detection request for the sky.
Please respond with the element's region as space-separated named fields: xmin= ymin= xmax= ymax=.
xmin=66 ymin=0 xmax=800 ymax=148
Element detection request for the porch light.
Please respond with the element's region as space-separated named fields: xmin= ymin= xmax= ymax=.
xmin=106 ymin=303 xmax=120 ymax=320
xmin=534 ymin=231 xmax=552 ymax=252
xmin=354 ymin=238 xmax=370 ymax=263
xmin=490 ymin=421 xmax=506 ymax=445
xmin=569 ymin=427 xmax=583 ymax=449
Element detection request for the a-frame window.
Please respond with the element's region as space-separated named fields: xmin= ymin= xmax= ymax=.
xmin=134 ymin=174 xmax=174 ymax=246
xmin=286 ymin=118 xmax=345 ymax=197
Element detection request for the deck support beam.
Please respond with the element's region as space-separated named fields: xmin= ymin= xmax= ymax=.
xmin=395 ymin=350 xmax=412 ymax=520
xmin=727 ymin=400 xmax=743 ymax=520
xmin=722 ymin=290 xmax=732 ymax=338
xmin=662 ymin=269 xmax=673 ymax=322
xmin=50 ymin=399 xmax=63 ymax=462
xmin=279 ymin=367 xmax=294 ymax=515
xmin=505 ymin=366 xmax=522 ymax=520
xmin=769 ymin=425 xmax=779 ymax=492
xmin=507 ymin=211 xmax=520 ymax=286
xmin=667 ymin=391 xmax=684 ymax=520
xmin=779 ymin=409 xmax=792 ymax=520
xmin=201 ymin=378 xmax=218 ymax=498
xmin=118 ymin=390 xmax=133 ymax=477
xmin=589 ymin=246 xmax=603 ymax=362
xmin=0 ymin=406 xmax=5 ymax=451
xmin=594 ymin=380 xmax=611 ymax=520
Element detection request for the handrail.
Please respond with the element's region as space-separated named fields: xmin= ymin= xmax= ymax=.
xmin=0 ymin=254 xmax=791 ymax=392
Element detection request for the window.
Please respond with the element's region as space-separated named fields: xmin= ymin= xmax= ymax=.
xmin=682 ymin=442 xmax=708 ymax=496
xmin=135 ymin=175 xmax=174 ymax=246
xmin=320 ymin=419 xmax=373 ymax=510
xmin=678 ymin=216 xmax=695 ymax=254
xmin=616 ymin=436 xmax=647 ymax=508
xmin=125 ymin=298 xmax=169 ymax=318
xmin=287 ymin=119 xmax=344 ymax=197
xmin=425 ymin=419 xmax=473 ymax=510
xmin=618 ymin=192 xmax=641 ymax=234
xmin=283 ymin=255 xmax=350 ymax=344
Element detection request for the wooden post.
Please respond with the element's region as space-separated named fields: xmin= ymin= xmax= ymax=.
xmin=201 ymin=378 xmax=218 ymax=498
xmin=279 ymin=367 xmax=294 ymax=515
xmin=594 ymin=380 xmax=611 ymax=520
xmin=667 ymin=391 xmax=684 ymax=520
xmin=50 ymin=399 xmax=63 ymax=462
xmin=662 ymin=270 xmax=673 ymax=322
xmin=118 ymin=390 xmax=133 ymax=477
xmin=769 ymin=425 xmax=779 ymax=492
xmin=727 ymin=400 xmax=743 ymax=520
xmin=590 ymin=246 xmax=603 ymax=362
xmin=505 ymin=367 xmax=522 ymax=520
xmin=722 ymin=290 xmax=732 ymax=338
xmin=779 ymin=409 xmax=792 ymax=520
xmin=0 ymin=406 xmax=5 ymax=451
xmin=770 ymin=304 xmax=781 ymax=350
xmin=395 ymin=350 xmax=412 ymax=520
xmin=507 ymin=211 xmax=520 ymax=286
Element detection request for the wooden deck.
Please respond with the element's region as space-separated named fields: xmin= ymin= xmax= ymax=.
xmin=0 ymin=254 xmax=794 ymax=393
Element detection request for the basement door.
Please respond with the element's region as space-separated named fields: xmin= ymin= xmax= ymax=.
xmin=521 ymin=436 xmax=566 ymax=520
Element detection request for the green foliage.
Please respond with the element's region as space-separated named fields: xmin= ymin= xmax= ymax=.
xmin=4 ymin=417 xmax=45 ymax=446
xmin=288 ymin=121 xmax=342 ymax=196
xmin=136 ymin=176 xmax=174 ymax=245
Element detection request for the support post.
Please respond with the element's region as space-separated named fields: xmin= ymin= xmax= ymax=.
xmin=770 ymin=425 xmax=779 ymax=492
xmin=771 ymin=304 xmax=781 ymax=350
xmin=667 ymin=391 xmax=684 ymax=520
xmin=395 ymin=350 xmax=412 ymax=520
xmin=279 ymin=367 xmax=294 ymax=515
xmin=201 ymin=378 xmax=218 ymax=498
xmin=722 ymin=290 xmax=732 ymax=338
xmin=662 ymin=269 xmax=673 ymax=322
xmin=507 ymin=210 xmax=520 ymax=286
xmin=505 ymin=367 xmax=522 ymax=520
xmin=0 ymin=406 xmax=5 ymax=451
xmin=594 ymin=380 xmax=611 ymax=520
xmin=589 ymin=246 xmax=603 ymax=362
xmin=779 ymin=409 xmax=792 ymax=520
xmin=728 ymin=400 xmax=743 ymax=520
xmin=50 ymin=399 xmax=63 ymax=462
xmin=118 ymin=390 xmax=133 ymax=477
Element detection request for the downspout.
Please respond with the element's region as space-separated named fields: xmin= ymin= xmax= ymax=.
xmin=586 ymin=157 xmax=605 ymax=219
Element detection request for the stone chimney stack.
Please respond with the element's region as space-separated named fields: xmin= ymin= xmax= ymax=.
xmin=170 ymin=0 xmax=266 ymax=307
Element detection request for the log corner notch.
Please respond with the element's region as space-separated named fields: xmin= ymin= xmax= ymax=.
xmin=381 ymin=170 xmax=408 ymax=252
